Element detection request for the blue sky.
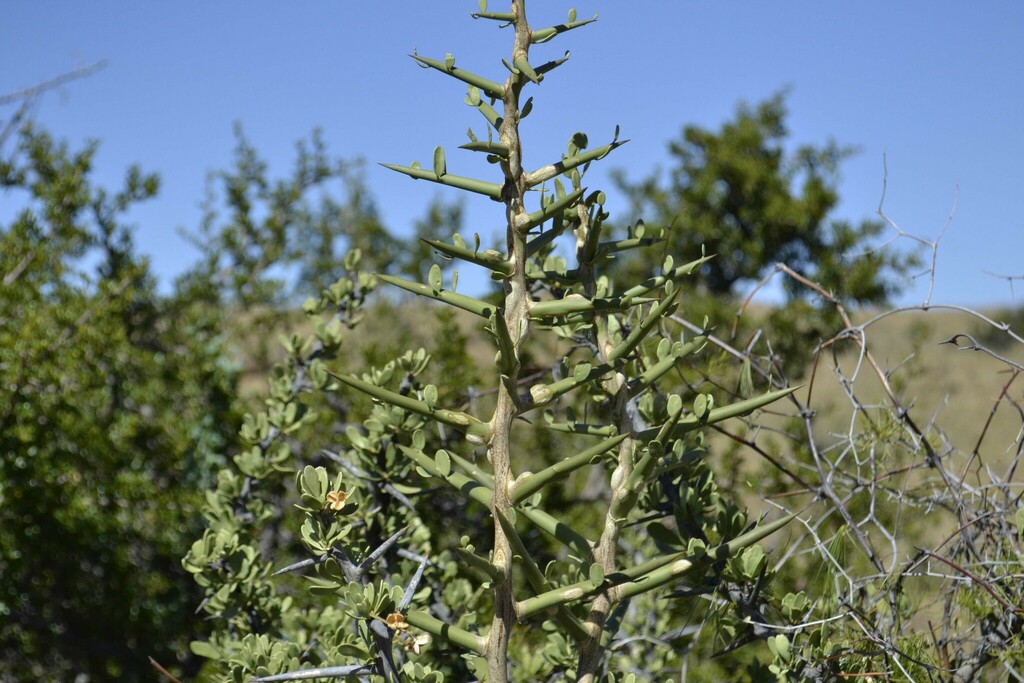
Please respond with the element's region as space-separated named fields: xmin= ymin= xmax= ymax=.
xmin=3 ymin=2 xmax=1022 ymax=307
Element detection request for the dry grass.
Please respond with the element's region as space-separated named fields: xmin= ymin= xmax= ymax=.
xmin=232 ymin=300 xmax=1023 ymax=468
xmin=801 ymin=307 xmax=1023 ymax=471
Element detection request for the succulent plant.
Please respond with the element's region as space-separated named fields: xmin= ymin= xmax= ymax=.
xmin=184 ymin=3 xmax=798 ymax=681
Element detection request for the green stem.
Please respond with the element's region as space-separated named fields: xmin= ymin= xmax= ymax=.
xmin=530 ymin=15 xmax=598 ymax=44
xmin=398 ymin=446 xmax=492 ymax=507
xmin=596 ymin=236 xmax=663 ymax=257
xmin=375 ymin=273 xmax=497 ymax=319
xmin=419 ymin=237 xmax=511 ymax=276
xmin=380 ymin=162 xmax=502 ymax=200
xmin=330 ymin=372 xmax=490 ymax=442
xmin=525 ymin=359 xmax=623 ymax=409
xmin=405 ymin=611 xmax=486 ymax=655
xmin=459 ymin=140 xmax=511 ymax=158
xmin=525 ymin=139 xmax=626 ymax=188
xmin=540 ymin=421 xmax=618 ymax=437
xmin=529 ymin=293 xmax=645 ymax=320
xmin=518 ymin=186 xmax=585 ymax=232
xmin=635 ymin=386 xmax=801 ymax=439
xmin=607 ymin=286 xmax=682 ymax=362
xmin=454 ymin=547 xmax=502 ymax=581
xmin=495 ymin=510 xmax=590 ymax=641
xmin=410 ymin=54 xmax=504 ymax=99
xmin=510 ymin=433 xmax=628 ymax=503
xmin=621 ymin=254 xmax=714 ymax=298
xmin=617 ymin=513 xmax=798 ymax=601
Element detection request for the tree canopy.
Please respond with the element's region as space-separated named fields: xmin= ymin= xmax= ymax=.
xmin=614 ymin=91 xmax=917 ymax=305
xmin=0 ymin=124 xmax=242 ymax=679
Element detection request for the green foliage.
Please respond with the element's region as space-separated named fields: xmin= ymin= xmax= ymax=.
xmin=0 ymin=124 xmax=242 ymax=680
xmin=186 ymin=4 xmax=800 ymax=681
xmin=182 ymin=124 xmax=400 ymax=307
xmin=0 ymin=91 xmax=414 ymax=682
xmin=614 ymin=91 xmax=911 ymax=303
xmin=613 ymin=91 xmax=920 ymax=374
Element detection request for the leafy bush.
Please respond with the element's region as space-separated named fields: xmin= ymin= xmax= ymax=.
xmin=184 ymin=3 xmax=801 ymax=681
xmin=0 ymin=124 xmax=241 ymax=680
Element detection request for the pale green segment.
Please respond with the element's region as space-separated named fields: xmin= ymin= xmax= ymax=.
xmin=419 ymin=237 xmax=511 ymax=276
xmin=375 ymin=273 xmax=496 ymax=319
xmin=636 ymin=386 xmax=800 ymax=440
xmin=330 ymin=372 xmax=490 ymax=440
xmin=405 ymin=610 xmax=486 ymax=655
xmin=526 ymin=139 xmax=626 ymax=188
xmin=459 ymin=141 xmax=511 ymax=157
xmin=520 ymin=186 xmax=585 ymax=232
xmin=530 ymin=16 xmax=599 ymax=44
xmin=607 ymin=287 xmax=684 ymax=362
xmin=622 ymin=254 xmax=714 ymax=298
xmin=511 ymin=433 xmax=628 ymax=503
xmin=380 ymin=162 xmax=503 ymax=200
xmin=411 ymin=54 xmax=504 ymax=99
xmin=520 ymin=513 xmax=796 ymax=614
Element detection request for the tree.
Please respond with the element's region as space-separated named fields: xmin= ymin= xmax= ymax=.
xmin=1 ymin=67 xmax=471 ymax=678
xmin=398 ymin=196 xmax=465 ymax=284
xmin=180 ymin=125 xmax=402 ymax=310
xmin=613 ymin=93 xmax=918 ymax=371
xmin=0 ymin=123 xmax=243 ymax=681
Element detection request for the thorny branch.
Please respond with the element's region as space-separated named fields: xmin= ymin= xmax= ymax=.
xmin=1 ymin=62 xmax=107 ymax=148
xmin=679 ymin=169 xmax=1024 ymax=679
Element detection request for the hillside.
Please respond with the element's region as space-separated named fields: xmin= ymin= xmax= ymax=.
xmin=235 ymin=298 xmax=1024 ymax=474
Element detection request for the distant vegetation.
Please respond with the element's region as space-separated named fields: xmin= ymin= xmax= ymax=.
xmin=2 ymin=3 xmax=1023 ymax=681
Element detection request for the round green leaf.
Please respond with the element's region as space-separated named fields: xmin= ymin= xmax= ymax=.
xmin=573 ymin=362 xmax=592 ymax=382
xmin=773 ymin=634 xmax=791 ymax=663
xmin=190 ymin=640 xmax=222 ymax=660
xmin=694 ymin=394 xmax=709 ymax=420
xmin=656 ymin=338 xmax=671 ymax=360
xmin=428 ymin=263 xmax=443 ymax=292
xmin=589 ymin=563 xmax=604 ymax=586
xmin=521 ymin=96 xmax=534 ymax=119
xmin=434 ymin=449 xmax=451 ymax=476
xmin=433 ymin=146 xmax=447 ymax=177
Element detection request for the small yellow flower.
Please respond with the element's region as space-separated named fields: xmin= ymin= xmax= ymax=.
xmin=384 ymin=612 xmax=409 ymax=632
xmin=325 ymin=490 xmax=349 ymax=511
xmin=401 ymin=632 xmax=430 ymax=655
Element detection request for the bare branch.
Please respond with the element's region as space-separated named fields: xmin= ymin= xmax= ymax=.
xmin=0 ymin=61 xmax=108 ymax=107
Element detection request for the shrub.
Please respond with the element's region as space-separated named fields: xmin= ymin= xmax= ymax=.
xmin=184 ymin=3 xmax=801 ymax=681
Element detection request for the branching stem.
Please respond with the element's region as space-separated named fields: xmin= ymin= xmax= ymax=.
xmin=485 ymin=2 xmax=533 ymax=680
